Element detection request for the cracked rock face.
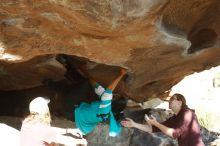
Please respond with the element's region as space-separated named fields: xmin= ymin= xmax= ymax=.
xmin=1 ymin=0 xmax=220 ymax=101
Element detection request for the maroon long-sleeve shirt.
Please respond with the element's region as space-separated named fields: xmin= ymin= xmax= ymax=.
xmin=153 ymin=108 xmax=204 ymax=146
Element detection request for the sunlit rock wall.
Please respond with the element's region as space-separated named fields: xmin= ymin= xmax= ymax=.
xmin=1 ymin=0 xmax=220 ymax=101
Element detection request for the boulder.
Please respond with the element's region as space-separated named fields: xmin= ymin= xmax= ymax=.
xmin=1 ymin=0 xmax=220 ymax=100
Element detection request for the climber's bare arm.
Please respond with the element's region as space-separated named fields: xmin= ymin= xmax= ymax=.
xmin=107 ymin=68 xmax=126 ymax=91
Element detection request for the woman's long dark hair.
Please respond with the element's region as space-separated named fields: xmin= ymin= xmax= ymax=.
xmin=172 ymin=93 xmax=188 ymax=109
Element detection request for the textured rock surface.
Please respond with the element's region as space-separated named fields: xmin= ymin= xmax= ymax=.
xmin=1 ymin=0 xmax=220 ymax=101
xmin=86 ymin=124 xmax=177 ymax=146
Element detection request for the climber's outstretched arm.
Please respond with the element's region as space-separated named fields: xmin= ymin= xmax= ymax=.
xmin=106 ymin=68 xmax=126 ymax=91
xmin=79 ymin=65 xmax=126 ymax=91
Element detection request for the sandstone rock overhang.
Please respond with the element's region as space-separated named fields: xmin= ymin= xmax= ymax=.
xmin=1 ymin=0 xmax=220 ymax=101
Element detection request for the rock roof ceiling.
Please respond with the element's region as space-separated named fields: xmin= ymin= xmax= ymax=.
xmin=1 ymin=0 xmax=220 ymax=101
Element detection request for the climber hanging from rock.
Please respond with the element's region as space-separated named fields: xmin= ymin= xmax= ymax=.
xmin=44 ymin=54 xmax=127 ymax=136
xmin=74 ymin=65 xmax=127 ymax=136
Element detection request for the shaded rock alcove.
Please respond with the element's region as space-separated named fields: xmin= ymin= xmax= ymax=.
xmin=0 ymin=54 xmax=128 ymax=118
